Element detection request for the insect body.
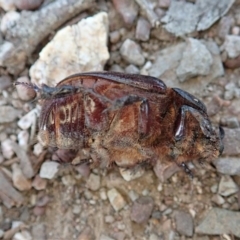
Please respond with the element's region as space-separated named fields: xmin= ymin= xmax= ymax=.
xmin=16 ymin=72 xmax=224 ymax=175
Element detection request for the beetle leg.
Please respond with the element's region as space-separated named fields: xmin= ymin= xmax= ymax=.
xmin=175 ymin=105 xmax=213 ymax=141
xmin=180 ymin=162 xmax=193 ymax=178
xmin=173 ymin=88 xmax=207 ymax=113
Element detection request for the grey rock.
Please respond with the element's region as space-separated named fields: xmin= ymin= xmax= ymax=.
xmin=218 ymin=16 xmax=234 ymax=40
xmin=148 ymin=39 xmax=223 ymax=95
xmin=222 ymin=128 xmax=240 ymax=155
xmin=136 ymin=17 xmax=151 ymax=41
xmin=162 ymin=0 xmax=235 ymax=36
xmin=174 ymin=210 xmax=193 ymax=237
xmin=218 ymin=175 xmax=238 ymax=197
xmin=107 ymin=188 xmax=127 ymax=211
xmin=0 ymin=106 xmax=20 ymax=123
xmin=161 ymin=1 xmax=197 ymax=36
xmin=221 ymin=117 xmax=239 ymax=128
xmin=196 ymin=208 xmax=240 ymax=238
xmin=10 ymin=141 xmax=34 ymax=179
xmin=214 ymin=157 xmax=240 ymax=175
xmin=223 ymin=35 xmax=240 ymax=58
xmin=135 ymin=0 xmax=159 ymax=27
xmin=128 ymin=190 xmax=139 ymax=202
xmin=130 ymin=196 xmax=154 ymax=223
xmin=125 ymin=64 xmax=140 ymax=74
xmin=0 ymin=76 xmax=12 ymax=90
xmin=31 ymin=223 xmax=46 ymax=240
xmin=0 ymin=170 xmax=24 ymax=208
xmin=120 ymin=39 xmax=145 ymax=66
xmin=176 ymin=38 xmax=213 ymax=82
xmin=211 ymin=194 xmax=225 ymax=205
xmin=86 ymin=173 xmax=101 ymax=191
xmin=196 ymin=0 xmax=235 ymax=31
xmin=112 ymin=0 xmax=138 ymax=25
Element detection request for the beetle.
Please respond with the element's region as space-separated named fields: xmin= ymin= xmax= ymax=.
xmin=16 ymin=72 xmax=224 ymax=176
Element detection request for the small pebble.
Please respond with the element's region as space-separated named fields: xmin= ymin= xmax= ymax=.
xmin=174 ymin=210 xmax=193 ymax=237
xmin=128 ymin=190 xmax=139 ymax=202
xmin=39 ymin=161 xmax=60 ymax=179
xmin=120 ymin=39 xmax=145 ymax=66
xmin=14 ymin=0 xmax=44 ymax=10
xmin=17 ymin=109 xmax=38 ymax=130
xmin=12 ymin=163 xmax=32 ymax=191
xmin=119 ymin=167 xmax=144 ymax=181
xmin=107 ymin=188 xmax=127 ymax=212
xmin=17 ymin=130 xmax=29 ymax=151
xmin=0 ymin=76 xmax=12 ymax=90
xmin=0 ymin=106 xmax=20 ymax=123
xmin=33 ymin=143 xmax=44 ymax=156
xmin=86 ymin=173 xmax=101 ymax=191
xmin=61 ymin=175 xmax=76 ymax=186
xmin=130 ymin=196 xmax=154 ymax=223
xmin=15 ymin=76 xmax=36 ymax=101
xmin=211 ymin=194 xmax=225 ymax=205
xmin=158 ymin=0 xmax=171 ymax=8
xmin=110 ymin=31 xmax=121 ymax=44
xmin=72 ymin=205 xmax=81 ymax=215
xmin=1 ymin=139 xmax=14 ymax=159
xmin=125 ymin=64 xmax=140 ymax=74
xmin=32 ymin=175 xmax=47 ymax=190
xmin=33 ymin=206 xmax=46 ymax=216
xmin=136 ymin=17 xmax=151 ymax=41
xmin=112 ymin=0 xmax=138 ymax=25
xmin=99 ymin=188 xmax=107 ymax=200
xmin=13 ymin=230 xmax=32 ymax=240
xmin=105 ymin=215 xmax=114 ymax=223
xmin=218 ymin=175 xmax=239 ymax=197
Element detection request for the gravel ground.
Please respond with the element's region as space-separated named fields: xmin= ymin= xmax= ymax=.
xmin=0 ymin=0 xmax=240 ymax=239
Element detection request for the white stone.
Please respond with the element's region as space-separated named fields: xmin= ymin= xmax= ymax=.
xmin=17 ymin=108 xmax=38 ymax=130
xmin=107 ymin=188 xmax=127 ymax=211
xmin=13 ymin=230 xmax=32 ymax=240
xmin=1 ymin=138 xmax=14 ymax=159
xmin=17 ymin=130 xmax=29 ymax=150
xmin=30 ymin=12 xmax=109 ymax=86
xmin=39 ymin=161 xmax=60 ymax=179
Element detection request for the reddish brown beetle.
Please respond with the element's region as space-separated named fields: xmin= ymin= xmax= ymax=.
xmin=16 ymin=72 xmax=224 ymax=176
